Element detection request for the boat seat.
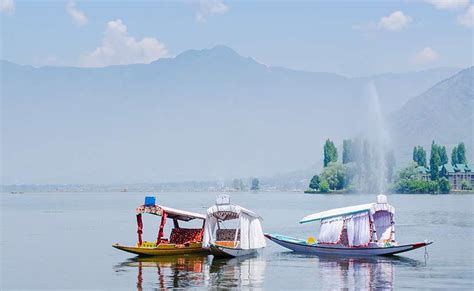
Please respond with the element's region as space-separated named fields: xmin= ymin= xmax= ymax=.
xmin=215 ymin=241 xmax=238 ymax=248
xmin=169 ymin=228 xmax=203 ymax=244
xmin=216 ymin=229 xmax=240 ymax=241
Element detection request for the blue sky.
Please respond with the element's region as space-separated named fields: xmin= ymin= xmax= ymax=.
xmin=1 ymin=0 xmax=473 ymax=76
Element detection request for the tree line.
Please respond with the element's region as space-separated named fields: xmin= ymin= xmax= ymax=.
xmin=393 ymin=141 xmax=469 ymax=194
xmin=308 ymin=139 xmax=469 ymax=194
xmin=308 ymin=138 xmax=396 ymax=193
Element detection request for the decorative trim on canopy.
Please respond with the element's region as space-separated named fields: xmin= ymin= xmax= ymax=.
xmin=135 ymin=204 xmax=205 ymax=221
xmin=206 ymin=204 xmax=261 ymax=220
xmin=300 ymin=200 xmax=395 ymax=224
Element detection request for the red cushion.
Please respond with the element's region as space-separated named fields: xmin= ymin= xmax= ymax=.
xmin=169 ymin=228 xmax=203 ymax=244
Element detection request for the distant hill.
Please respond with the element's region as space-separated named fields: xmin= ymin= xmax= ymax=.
xmin=0 ymin=46 xmax=464 ymax=184
xmin=390 ymin=67 xmax=474 ymax=165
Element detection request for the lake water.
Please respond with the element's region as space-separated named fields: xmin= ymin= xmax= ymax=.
xmin=1 ymin=192 xmax=473 ymax=289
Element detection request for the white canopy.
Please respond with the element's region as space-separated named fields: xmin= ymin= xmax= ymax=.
xmin=206 ymin=204 xmax=261 ymax=220
xmin=300 ymin=195 xmax=396 ymax=246
xmin=300 ymin=195 xmax=395 ymax=224
xmin=203 ymin=203 xmax=266 ymax=250
xmin=161 ymin=205 xmax=206 ymax=221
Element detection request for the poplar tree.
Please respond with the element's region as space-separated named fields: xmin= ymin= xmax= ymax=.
xmin=451 ymin=146 xmax=459 ymax=165
xmin=323 ymin=139 xmax=338 ymax=167
xmin=457 ymin=142 xmax=467 ymax=164
xmin=439 ymin=146 xmax=448 ymax=165
xmin=342 ymin=139 xmax=353 ymax=164
xmin=430 ymin=141 xmax=441 ymax=181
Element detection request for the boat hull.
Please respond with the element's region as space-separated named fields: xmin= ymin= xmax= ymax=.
xmin=113 ymin=242 xmax=209 ymax=256
xmin=210 ymin=244 xmax=259 ymax=258
xmin=265 ymin=234 xmax=432 ymax=256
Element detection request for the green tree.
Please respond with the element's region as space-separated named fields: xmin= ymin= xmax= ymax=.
xmin=342 ymin=139 xmax=353 ymax=164
xmin=439 ymin=177 xmax=451 ymax=194
xmin=321 ymin=162 xmax=346 ymax=190
xmin=396 ymin=162 xmax=419 ymax=181
xmin=439 ymin=146 xmax=448 ymax=165
xmin=250 ymin=178 xmax=260 ymax=191
xmin=430 ymin=141 xmax=441 ymax=181
xmin=323 ymin=139 xmax=338 ymax=167
xmin=461 ymin=180 xmax=472 ymax=190
xmin=457 ymin=142 xmax=467 ymax=164
xmin=412 ymin=146 xmax=427 ymax=167
xmin=319 ymin=179 xmax=330 ymax=193
xmin=451 ymin=146 xmax=459 ymax=165
xmin=309 ymin=175 xmax=321 ymax=190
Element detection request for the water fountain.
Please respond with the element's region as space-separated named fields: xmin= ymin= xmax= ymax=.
xmin=350 ymin=81 xmax=393 ymax=194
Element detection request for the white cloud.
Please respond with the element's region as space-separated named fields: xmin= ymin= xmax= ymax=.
xmin=80 ymin=19 xmax=168 ymax=67
xmin=457 ymin=5 xmax=474 ymax=27
xmin=66 ymin=1 xmax=88 ymax=26
xmin=414 ymin=47 xmax=440 ymax=64
xmin=425 ymin=0 xmax=469 ymax=10
xmin=0 ymin=0 xmax=15 ymax=14
xmin=196 ymin=0 xmax=229 ymax=23
xmin=378 ymin=11 xmax=412 ymax=31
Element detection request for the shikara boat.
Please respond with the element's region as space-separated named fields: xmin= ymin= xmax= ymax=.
xmin=266 ymin=195 xmax=432 ymax=256
xmin=113 ymin=196 xmax=209 ymax=256
xmin=203 ymin=195 xmax=266 ymax=258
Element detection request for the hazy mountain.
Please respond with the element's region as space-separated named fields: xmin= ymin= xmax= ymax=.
xmin=0 ymin=46 xmax=464 ymax=184
xmin=390 ymin=67 xmax=474 ymax=164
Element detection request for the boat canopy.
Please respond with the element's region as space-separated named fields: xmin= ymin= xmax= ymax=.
xmin=205 ymin=204 xmax=261 ymax=221
xmin=134 ymin=197 xmax=206 ymax=246
xmin=300 ymin=195 xmax=395 ymax=224
xmin=136 ymin=204 xmax=206 ymax=221
xmin=299 ymin=195 xmax=396 ymax=247
xmin=203 ymin=195 xmax=266 ymax=250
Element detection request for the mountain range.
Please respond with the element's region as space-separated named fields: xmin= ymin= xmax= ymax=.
xmin=390 ymin=66 xmax=473 ymax=162
xmin=1 ymin=46 xmax=470 ymax=186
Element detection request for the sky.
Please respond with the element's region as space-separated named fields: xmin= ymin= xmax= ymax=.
xmin=1 ymin=0 xmax=473 ymax=77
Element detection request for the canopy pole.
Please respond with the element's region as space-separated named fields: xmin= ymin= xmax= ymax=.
xmin=136 ymin=214 xmax=143 ymax=246
xmin=234 ymin=218 xmax=241 ymax=243
xmin=200 ymin=219 xmax=205 ymax=237
xmin=173 ymin=219 xmax=179 ymax=229
xmin=157 ymin=211 xmax=168 ymax=244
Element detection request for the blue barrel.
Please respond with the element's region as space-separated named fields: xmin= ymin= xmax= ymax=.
xmin=144 ymin=196 xmax=156 ymax=206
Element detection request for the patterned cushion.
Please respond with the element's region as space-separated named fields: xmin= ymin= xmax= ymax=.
xmin=216 ymin=229 xmax=240 ymax=241
xmin=169 ymin=228 xmax=203 ymax=244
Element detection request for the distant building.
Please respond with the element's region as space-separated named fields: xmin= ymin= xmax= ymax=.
xmin=417 ymin=164 xmax=474 ymax=190
xmin=440 ymin=164 xmax=474 ymax=190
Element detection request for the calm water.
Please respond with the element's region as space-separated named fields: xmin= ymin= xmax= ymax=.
xmin=1 ymin=192 xmax=473 ymax=289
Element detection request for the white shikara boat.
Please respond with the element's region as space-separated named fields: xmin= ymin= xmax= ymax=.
xmin=203 ymin=195 xmax=266 ymax=258
xmin=266 ymin=195 xmax=432 ymax=256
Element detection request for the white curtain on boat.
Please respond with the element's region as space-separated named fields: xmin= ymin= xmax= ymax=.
xmin=239 ymin=213 xmax=266 ymax=250
xmin=240 ymin=214 xmax=250 ymax=249
xmin=202 ymin=210 xmax=266 ymax=250
xmin=318 ymin=218 xmax=344 ymax=243
xmin=202 ymin=216 xmax=218 ymax=248
xmin=373 ymin=211 xmax=393 ymax=241
xmin=346 ymin=212 xmax=370 ymax=247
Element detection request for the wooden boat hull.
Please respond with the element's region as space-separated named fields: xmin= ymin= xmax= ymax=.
xmin=113 ymin=242 xmax=209 ymax=256
xmin=265 ymin=234 xmax=432 ymax=256
xmin=210 ymin=243 xmax=259 ymax=258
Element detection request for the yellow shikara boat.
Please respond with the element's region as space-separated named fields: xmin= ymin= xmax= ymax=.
xmin=113 ymin=196 xmax=209 ymax=256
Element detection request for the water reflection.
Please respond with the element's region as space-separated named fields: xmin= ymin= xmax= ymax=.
xmin=115 ymin=253 xmax=423 ymax=289
xmin=209 ymin=255 xmax=266 ymax=289
xmin=114 ymin=255 xmax=266 ymax=289
xmin=279 ymin=253 xmax=422 ymax=290
xmin=115 ymin=255 xmax=211 ymax=289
